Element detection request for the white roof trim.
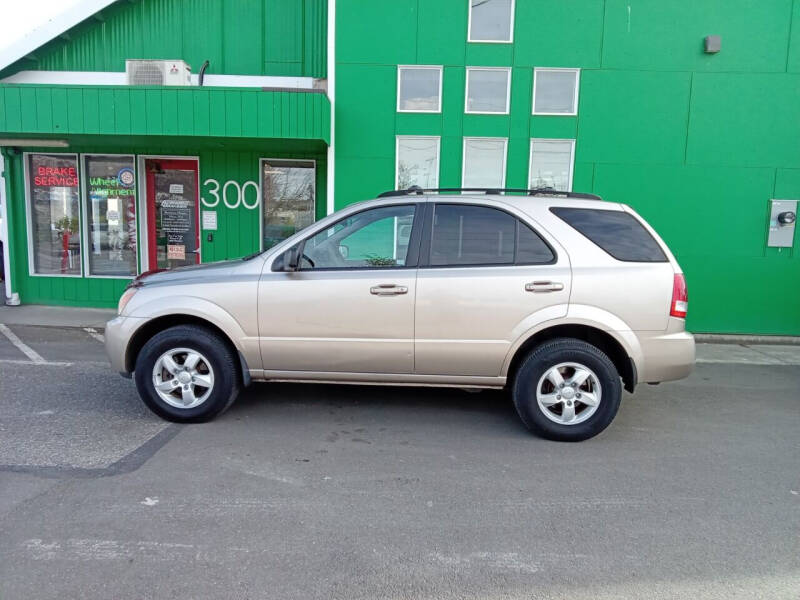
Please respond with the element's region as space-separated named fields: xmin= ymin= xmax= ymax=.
xmin=1 ymin=70 xmax=318 ymax=89
xmin=0 ymin=0 xmax=120 ymax=72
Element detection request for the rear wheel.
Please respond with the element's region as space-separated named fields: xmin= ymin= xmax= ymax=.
xmin=512 ymin=338 xmax=622 ymax=441
xmin=134 ymin=325 xmax=240 ymax=422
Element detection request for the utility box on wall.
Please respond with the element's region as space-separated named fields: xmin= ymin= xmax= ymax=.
xmin=767 ymin=200 xmax=797 ymax=248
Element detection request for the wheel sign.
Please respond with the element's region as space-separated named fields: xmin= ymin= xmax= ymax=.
xmin=117 ymin=167 xmax=135 ymax=188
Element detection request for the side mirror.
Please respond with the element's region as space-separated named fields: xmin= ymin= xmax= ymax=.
xmin=338 ymin=244 xmax=349 ymax=259
xmin=284 ymin=246 xmax=300 ymax=272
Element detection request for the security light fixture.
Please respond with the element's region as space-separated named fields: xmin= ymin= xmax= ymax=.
xmin=704 ymin=36 xmax=721 ymax=53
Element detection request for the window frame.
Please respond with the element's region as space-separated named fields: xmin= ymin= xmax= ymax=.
xmin=274 ymin=202 xmax=425 ymax=272
xmin=395 ymin=135 xmax=441 ymax=190
xmin=528 ymin=138 xmax=576 ymax=192
xmin=260 ymin=157 xmax=317 ymax=252
xmin=532 ymin=67 xmax=581 ymax=116
xmin=464 ymin=67 xmax=512 ymax=115
xmin=80 ymin=153 xmax=139 ymax=279
xmin=396 ymin=65 xmax=443 ymax=114
xmin=23 ymin=151 xmax=83 ymax=278
xmin=467 ymin=0 xmax=516 ymax=44
xmin=419 ymin=202 xmax=557 ymax=269
xmin=461 ymin=137 xmax=508 ymax=189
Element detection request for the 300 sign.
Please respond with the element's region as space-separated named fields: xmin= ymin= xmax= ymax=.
xmin=202 ymin=178 xmax=260 ymax=210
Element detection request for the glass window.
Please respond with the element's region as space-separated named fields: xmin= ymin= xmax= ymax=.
xmin=431 ymin=204 xmax=515 ymax=266
xmin=262 ymin=159 xmax=316 ymax=250
xmin=533 ymin=68 xmax=580 ymax=115
xmin=396 ymin=137 xmax=440 ymax=190
xmin=517 ymin=221 xmax=554 ymax=264
xmin=551 ymin=208 xmax=668 ymax=262
xmin=83 ymin=155 xmax=138 ymax=276
xmin=26 ymin=153 xmax=82 ymax=275
xmin=397 ymin=66 xmax=442 ymax=112
xmin=465 ymin=68 xmax=511 ymax=114
xmin=302 ymin=205 xmax=416 ymax=269
xmin=529 ymin=139 xmax=575 ymax=192
xmin=462 ymin=138 xmax=507 ymax=189
xmin=468 ymin=0 xmax=514 ymax=42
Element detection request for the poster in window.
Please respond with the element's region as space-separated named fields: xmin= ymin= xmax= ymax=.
xmin=27 ymin=153 xmax=81 ymax=275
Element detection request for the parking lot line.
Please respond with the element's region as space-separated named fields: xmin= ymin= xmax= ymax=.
xmin=0 ymin=323 xmax=46 ymax=364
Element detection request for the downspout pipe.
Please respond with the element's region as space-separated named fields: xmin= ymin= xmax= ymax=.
xmin=198 ymin=60 xmax=210 ymax=87
xmin=0 ymin=149 xmax=18 ymax=305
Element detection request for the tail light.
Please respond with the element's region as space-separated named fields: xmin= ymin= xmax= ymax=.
xmin=670 ymin=273 xmax=688 ymax=318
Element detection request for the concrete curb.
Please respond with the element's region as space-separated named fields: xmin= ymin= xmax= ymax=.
xmin=694 ymin=333 xmax=800 ymax=346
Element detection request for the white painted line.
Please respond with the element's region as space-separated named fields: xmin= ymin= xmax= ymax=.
xmin=696 ymin=358 xmax=800 ymax=366
xmin=84 ymin=327 xmax=105 ymax=343
xmin=0 ymin=323 xmax=46 ymax=364
xmin=0 ymin=359 xmax=73 ymax=367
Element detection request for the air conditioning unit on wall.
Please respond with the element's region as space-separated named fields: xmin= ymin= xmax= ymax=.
xmin=125 ymin=60 xmax=191 ymax=86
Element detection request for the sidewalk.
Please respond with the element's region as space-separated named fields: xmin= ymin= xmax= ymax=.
xmin=1 ymin=303 xmax=800 ymax=365
xmin=0 ymin=304 xmax=116 ymax=329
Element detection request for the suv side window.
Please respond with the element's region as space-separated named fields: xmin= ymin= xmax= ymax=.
xmin=301 ymin=204 xmax=417 ymax=270
xmin=429 ymin=204 xmax=555 ymax=267
xmin=550 ymin=207 xmax=667 ymax=262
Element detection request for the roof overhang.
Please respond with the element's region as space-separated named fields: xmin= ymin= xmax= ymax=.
xmin=0 ymin=0 xmax=121 ymax=72
xmin=0 ymin=84 xmax=330 ymax=144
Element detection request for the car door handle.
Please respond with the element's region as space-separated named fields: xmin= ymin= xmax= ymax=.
xmin=525 ymin=281 xmax=564 ymax=293
xmin=370 ymin=284 xmax=408 ymax=296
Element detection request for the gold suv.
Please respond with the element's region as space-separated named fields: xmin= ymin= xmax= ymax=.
xmin=106 ymin=188 xmax=694 ymax=441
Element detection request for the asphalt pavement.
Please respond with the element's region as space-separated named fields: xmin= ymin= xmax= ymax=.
xmin=0 ymin=322 xmax=798 ymax=599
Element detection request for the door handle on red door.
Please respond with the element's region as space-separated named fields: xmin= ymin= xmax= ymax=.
xmin=370 ymin=284 xmax=409 ymax=296
xmin=525 ymin=281 xmax=565 ymax=293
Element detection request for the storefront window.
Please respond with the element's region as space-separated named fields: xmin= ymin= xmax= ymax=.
xmin=262 ymin=159 xmax=315 ymax=249
xmin=26 ymin=153 xmax=82 ymax=275
xmin=83 ymin=155 xmax=138 ymax=276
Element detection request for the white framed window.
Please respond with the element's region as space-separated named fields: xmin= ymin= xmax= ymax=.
xmin=81 ymin=154 xmax=138 ymax=278
xmin=396 ymin=136 xmax=440 ymax=189
xmin=468 ymin=0 xmax=515 ymax=43
xmin=261 ymin=158 xmax=316 ymax=250
xmin=465 ymin=67 xmax=511 ymax=114
xmin=533 ymin=68 xmax=580 ymax=115
xmin=462 ymin=137 xmax=508 ymax=189
xmin=528 ymin=139 xmax=575 ymax=192
xmin=397 ymin=65 xmax=443 ymax=113
xmin=24 ymin=152 xmax=83 ymax=276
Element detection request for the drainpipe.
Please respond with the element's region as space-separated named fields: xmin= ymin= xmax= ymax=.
xmin=325 ymin=0 xmax=335 ymax=215
xmin=0 ymin=149 xmax=19 ymax=305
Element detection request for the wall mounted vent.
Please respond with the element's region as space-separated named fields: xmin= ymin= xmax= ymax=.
xmin=125 ymin=60 xmax=191 ymax=86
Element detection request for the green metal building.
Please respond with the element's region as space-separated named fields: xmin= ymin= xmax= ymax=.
xmin=0 ymin=0 xmax=798 ymax=335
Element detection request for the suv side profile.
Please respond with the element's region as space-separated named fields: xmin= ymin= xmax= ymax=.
xmin=105 ymin=188 xmax=694 ymax=441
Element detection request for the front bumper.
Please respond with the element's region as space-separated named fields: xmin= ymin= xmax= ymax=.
xmin=637 ymin=329 xmax=696 ymax=383
xmin=104 ymin=315 xmax=147 ymax=375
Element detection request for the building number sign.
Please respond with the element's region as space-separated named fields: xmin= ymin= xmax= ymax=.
xmin=202 ymin=178 xmax=260 ymax=210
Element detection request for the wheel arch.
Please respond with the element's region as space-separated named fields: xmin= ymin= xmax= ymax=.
xmin=124 ymin=314 xmax=250 ymax=385
xmin=505 ymin=323 xmax=638 ymax=393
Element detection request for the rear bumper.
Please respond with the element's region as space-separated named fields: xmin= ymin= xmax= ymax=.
xmin=637 ymin=329 xmax=695 ymax=383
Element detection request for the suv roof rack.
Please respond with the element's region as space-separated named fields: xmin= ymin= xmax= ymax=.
xmin=377 ymin=186 xmax=602 ymax=200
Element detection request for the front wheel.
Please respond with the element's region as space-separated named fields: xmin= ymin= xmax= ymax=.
xmin=512 ymin=338 xmax=622 ymax=441
xmin=134 ymin=325 xmax=240 ymax=422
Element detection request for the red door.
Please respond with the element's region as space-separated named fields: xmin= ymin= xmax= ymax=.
xmin=144 ymin=159 xmax=201 ymax=271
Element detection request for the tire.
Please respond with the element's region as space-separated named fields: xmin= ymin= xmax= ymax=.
xmin=512 ymin=337 xmax=622 ymax=442
xmin=134 ymin=324 xmax=240 ymax=423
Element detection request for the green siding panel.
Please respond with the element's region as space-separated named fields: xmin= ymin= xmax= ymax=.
xmin=686 ymin=73 xmax=800 ymax=169
xmin=3 ymin=0 xmax=326 ymax=79
xmin=0 ymin=84 xmax=330 ymax=143
xmin=601 ymin=0 xmax=793 ymax=72
xmin=577 ymin=70 xmax=691 ymax=165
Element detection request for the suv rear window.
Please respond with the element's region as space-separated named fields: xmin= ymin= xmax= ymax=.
xmin=550 ymin=207 xmax=667 ymax=262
